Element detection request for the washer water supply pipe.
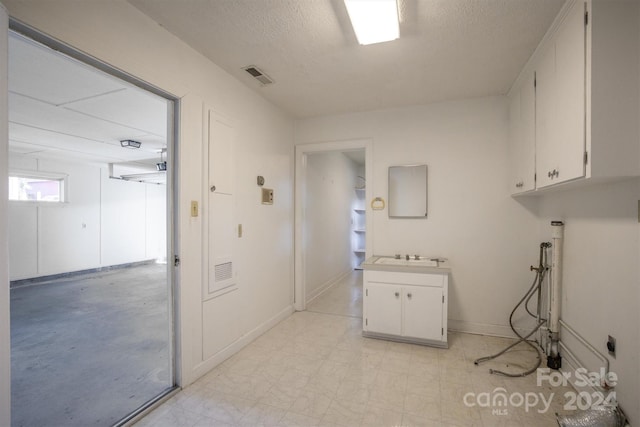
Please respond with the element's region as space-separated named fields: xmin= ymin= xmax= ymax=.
xmin=547 ymin=220 xmax=564 ymax=370
xmin=474 ymin=239 xmax=551 ymax=377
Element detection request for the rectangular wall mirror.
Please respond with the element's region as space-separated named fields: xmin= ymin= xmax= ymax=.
xmin=388 ymin=165 xmax=428 ymax=218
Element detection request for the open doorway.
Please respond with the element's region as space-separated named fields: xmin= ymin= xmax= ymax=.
xmin=8 ymin=30 xmax=176 ymax=426
xmin=294 ymin=140 xmax=372 ymax=317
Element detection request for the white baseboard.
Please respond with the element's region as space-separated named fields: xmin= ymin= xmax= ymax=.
xmin=187 ymin=304 xmax=294 ymax=385
xmin=306 ymin=269 xmax=352 ymax=305
xmin=448 ymin=319 xmax=535 ymax=339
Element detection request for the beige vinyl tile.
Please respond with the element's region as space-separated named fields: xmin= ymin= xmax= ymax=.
xmin=136 ymin=272 xmax=573 ymax=427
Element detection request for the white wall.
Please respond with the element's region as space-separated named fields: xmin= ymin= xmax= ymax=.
xmin=2 ymin=0 xmax=295 ymax=387
xmin=7 ymin=154 xmax=167 ymax=280
xmin=536 ymin=179 xmax=640 ymax=425
xmin=295 ymin=96 xmax=542 ymax=336
xmin=304 ymin=151 xmax=358 ymax=302
xmin=101 ymin=171 xmax=166 ymax=266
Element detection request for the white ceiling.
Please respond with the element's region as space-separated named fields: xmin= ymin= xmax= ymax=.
xmin=129 ymin=0 xmax=564 ymax=118
xmin=8 ymin=32 xmax=168 ymax=168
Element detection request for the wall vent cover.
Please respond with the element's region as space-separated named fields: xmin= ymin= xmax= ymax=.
xmin=215 ymin=262 xmax=233 ymax=282
xmin=243 ymin=65 xmax=274 ymax=86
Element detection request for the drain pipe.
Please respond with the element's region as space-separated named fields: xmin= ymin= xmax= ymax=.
xmin=547 ymin=221 xmax=564 ymax=369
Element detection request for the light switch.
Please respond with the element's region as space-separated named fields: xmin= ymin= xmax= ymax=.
xmin=191 ymin=201 xmax=199 ymax=217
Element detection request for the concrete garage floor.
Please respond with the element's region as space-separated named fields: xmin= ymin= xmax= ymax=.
xmin=10 ymin=263 xmax=173 ymax=427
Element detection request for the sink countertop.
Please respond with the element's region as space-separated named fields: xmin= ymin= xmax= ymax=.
xmin=362 ymin=256 xmax=451 ymax=274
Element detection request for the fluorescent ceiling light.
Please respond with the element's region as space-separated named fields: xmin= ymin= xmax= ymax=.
xmin=344 ymin=0 xmax=399 ymax=45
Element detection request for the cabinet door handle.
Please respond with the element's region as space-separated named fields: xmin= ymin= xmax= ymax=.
xmin=407 ymin=293 xmax=412 ymax=299
xmin=394 ymin=292 xmax=399 ymax=298
xmin=210 ymin=185 xmax=216 ymax=192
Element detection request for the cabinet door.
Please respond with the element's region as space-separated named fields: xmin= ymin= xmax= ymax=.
xmin=536 ymin=0 xmax=586 ymax=188
xmin=553 ymin=0 xmax=586 ymax=185
xmin=535 ymin=41 xmax=557 ymax=189
xmin=402 ymin=285 xmax=443 ymax=342
xmin=507 ymin=90 xmax=522 ymax=192
xmin=508 ymin=72 xmax=536 ymax=194
xmin=364 ymin=283 xmax=402 ymax=336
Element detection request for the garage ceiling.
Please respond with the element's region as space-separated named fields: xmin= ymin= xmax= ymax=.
xmin=8 ymin=32 xmax=168 ymax=168
xmin=129 ymin=0 xmax=563 ymax=118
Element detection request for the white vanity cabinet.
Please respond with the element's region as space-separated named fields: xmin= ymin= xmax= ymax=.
xmin=363 ymin=267 xmax=448 ymax=348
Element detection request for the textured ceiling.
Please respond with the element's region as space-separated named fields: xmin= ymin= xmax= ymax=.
xmin=129 ymin=0 xmax=564 ymax=118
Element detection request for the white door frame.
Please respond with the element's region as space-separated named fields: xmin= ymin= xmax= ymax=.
xmin=294 ymin=138 xmax=373 ymax=311
xmin=3 ymin=17 xmax=181 ymax=423
xmin=0 ymin=3 xmax=11 ymax=425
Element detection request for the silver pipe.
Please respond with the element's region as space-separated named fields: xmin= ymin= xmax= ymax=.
xmin=547 ymin=221 xmax=564 ymax=369
xmin=549 ymin=221 xmax=564 ymax=341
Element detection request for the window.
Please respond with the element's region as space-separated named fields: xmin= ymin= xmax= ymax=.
xmin=8 ymin=171 xmax=67 ymax=203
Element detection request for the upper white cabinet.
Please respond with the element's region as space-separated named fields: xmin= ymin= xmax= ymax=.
xmin=536 ymin=0 xmax=586 ymax=189
xmin=508 ymin=71 xmax=535 ymax=193
xmin=508 ymin=0 xmax=639 ymax=195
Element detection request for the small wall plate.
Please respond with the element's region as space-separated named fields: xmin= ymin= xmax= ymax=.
xmin=261 ymin=188 xmax=273 ymax=205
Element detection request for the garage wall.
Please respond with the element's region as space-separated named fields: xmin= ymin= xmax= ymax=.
xmin=8 ymin=154 xmax=166 ymax=281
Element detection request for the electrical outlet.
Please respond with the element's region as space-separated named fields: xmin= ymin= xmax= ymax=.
xmin=190 ymin=201 xmax=199 ymax=217
xmin=607 ymin=335 xmax=616 ymax=358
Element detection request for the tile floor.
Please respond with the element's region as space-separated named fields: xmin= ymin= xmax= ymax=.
xmin=306 ymin=270 xmax=363 ymax=319
xmin=137 ymin=272 xmax=573 ymax=427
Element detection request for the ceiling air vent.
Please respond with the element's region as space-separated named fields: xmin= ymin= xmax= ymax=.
xmin=243 ymin=66 xmax=274 ymax=86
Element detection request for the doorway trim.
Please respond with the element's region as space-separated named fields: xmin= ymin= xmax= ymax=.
xmin=294 ymin=138 xmax=373 ymax=311
xmin=6 ymin=17 xmax=181 ymax=424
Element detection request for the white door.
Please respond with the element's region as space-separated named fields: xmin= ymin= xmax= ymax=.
xmin=402 ymin=285 xmax=443 ymax=342
xmin=206 ymin=110 xmax=236 ymax=296
xmin=0 ymin=3 xmax=11 ymax=425
xmin=364 ymin=283 xmax=401 ymax=336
